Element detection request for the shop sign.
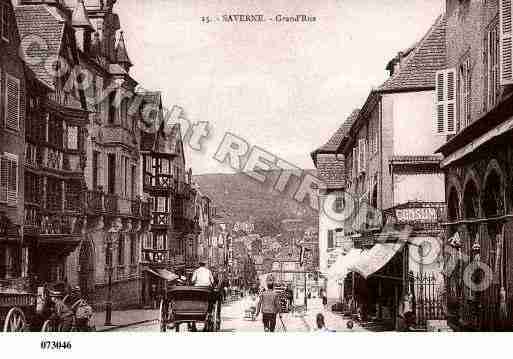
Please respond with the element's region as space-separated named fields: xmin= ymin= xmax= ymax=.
xmin=395 ymin=207 xmax=438 ymax=224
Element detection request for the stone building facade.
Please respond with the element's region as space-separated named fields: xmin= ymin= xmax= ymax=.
xmin=436 ymin=0 xmax=513 ymax=331
xmin=312 ymin=15 xmax=448 ymax=328
xmin=0 ymin=0 xmax=27 ymax=283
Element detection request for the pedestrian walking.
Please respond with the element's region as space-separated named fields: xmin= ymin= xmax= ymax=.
xmin=255 ymin=274 xmax=282 ymax=332
xmin=321 ymin=290 xmax=328 ymax=310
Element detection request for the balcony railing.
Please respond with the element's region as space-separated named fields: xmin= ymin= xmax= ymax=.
xmin=24 ymin=204 xmax=41 ymax=228
xmin=86 ymin=190 xmax=103 ymax=213
xmin=104 ymin=193 xmax=118 ymax=214
xmin=39 ymin=213 xmax=77 ymax=235
xmin=85 ymin=190 xmax=151 ymax=219
xmin=142 ymin=249 xmax=168 ymax=264
xmin=45 ymin=147 xmax=63 ymax=170
xmin=116 ymin=266 xmax=126 ymax=280
xmin=131 ymin=199 xmax=141 ymax=217
xmin=25 ymin=143 xmax=40 ymax=168
xmin=143 ymin=173 xmax=176 ymax=191
xmin=152 ymin=212 xmax=170 ymax=226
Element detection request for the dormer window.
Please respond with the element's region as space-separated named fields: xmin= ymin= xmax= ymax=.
xmin=1 ymin=3 xmax=9 ymax=43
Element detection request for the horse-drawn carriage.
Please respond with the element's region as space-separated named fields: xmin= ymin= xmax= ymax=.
xmin=1 ymin=280 xmax=93 ymax=332
xmin=0 ymin=286 xmax=36 ymax=332
xmin=159 ymin=286 xmax=222 ymax=332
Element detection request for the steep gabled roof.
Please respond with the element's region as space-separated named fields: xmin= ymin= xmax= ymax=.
xmin=15 ymin=5 xmax=67 ymax=89
xmin=314 ymin=109 xmax=359 ymax=155
xmin=378 ymin=15 xmax=447 ymax=92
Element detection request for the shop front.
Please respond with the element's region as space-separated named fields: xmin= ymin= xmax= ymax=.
xmin=142 ymin=266 xmax=179 ymax=308
xmin=343 ymin=202 xmax=446 ymax=330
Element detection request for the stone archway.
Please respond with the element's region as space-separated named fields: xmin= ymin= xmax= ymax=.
xmin=463 ymin=179 xmax=480 ymax=220
xmin=448 ymin=186 xmax=460 ymax=222
xmin=78 ymin=239 xmax=95 ymax=301
xmin=482 ymin=161 xmax=505 ymax=219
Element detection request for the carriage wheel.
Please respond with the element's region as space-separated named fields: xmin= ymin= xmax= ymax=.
xmin=215 ymin=301 xmax=222 ymax=331
xmin=159 ymin=299 xmax=168 ymax=332
xmin=41 ymin=320 xmax=53 ymax=332
xmin=3 ymin=307 xmax=26 ymax=332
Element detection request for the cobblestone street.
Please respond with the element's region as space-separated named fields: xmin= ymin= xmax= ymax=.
xmin=108 ymin=298 xmax=367 ymax=333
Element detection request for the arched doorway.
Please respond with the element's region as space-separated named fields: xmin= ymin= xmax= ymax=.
xmin=447 ymin=188 xmax=459 ymax=222
xmin=78 ymin=239 xmax=95 ymax=301
xmin=463 ymin=180 xmax=479 ymax=220
xmin=482 ymin=168 xmax=507 ymax=328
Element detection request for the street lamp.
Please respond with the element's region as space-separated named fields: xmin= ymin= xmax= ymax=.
xmin=104 ymin=232 xmax=116 ymax=326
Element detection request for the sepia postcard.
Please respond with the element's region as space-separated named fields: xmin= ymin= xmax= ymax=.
xmin=1 ymin=0 xmax=512 ymax=356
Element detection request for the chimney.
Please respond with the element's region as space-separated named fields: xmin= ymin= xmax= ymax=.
xmin=394 ymin=51 xmax=404 ymax=74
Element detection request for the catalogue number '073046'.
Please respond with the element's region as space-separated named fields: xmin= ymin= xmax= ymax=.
xmin=40 ymin=341 xmax=72 ymax=350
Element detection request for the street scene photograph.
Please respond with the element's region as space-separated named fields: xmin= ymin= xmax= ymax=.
xmin=2 ymin=0 xmax=513 ymax=347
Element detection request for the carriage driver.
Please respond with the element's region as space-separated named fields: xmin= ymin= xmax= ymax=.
xmin=189 ymin=260 xmax=215 ymax=331
xmin=191 ymin=260 xmax=214 ymax=287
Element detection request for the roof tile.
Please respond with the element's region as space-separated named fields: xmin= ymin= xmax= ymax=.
xmin=15 ymin=5 xmax=66 ymax=89
xmin=378 ymin=15 xmax=447 ymax=92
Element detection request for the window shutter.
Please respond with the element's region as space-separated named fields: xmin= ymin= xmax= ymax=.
xmin=500 ymin=0 xmax=513 ymax=85
xmin=352 ymin=147 xmax=357 ymax=178
xmin=5 ymin=74 xmax=20 ymax=130
xmin=360 ymin=139 xmax=367 ymax=172
xmin=7 ymin=157 xmax=17 ymax=205
xmin=435 ymin=69 xmax=456 ymax=135
xmin=484 ymin=32 xmax=489 ymax=112
xmin=0 ymin=157 xmax=7 ymax=203
xmin=1 ymin=154 xmax=17 ymax=206
xmin=466 ymin=58 xmax=472 ymax=124
xmin=327 ymin=230 xmax=334 ymax=249
xmin=357 ymin=139 xmax=366 ymax=173
xmin=1 ymin=4 xmax=9 ymax=42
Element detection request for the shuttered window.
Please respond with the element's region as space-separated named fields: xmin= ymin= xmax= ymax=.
xmin=5 ymin=74 xmax=20 ymax=130
xmin=352 ymin=147 xmax=357 ymax=178
xmin=358 ymin=138 xmax=367 ymax=174
xmin=1 ymin=3 xmax=9 ymax=42
xmin=0 ymin=154 xmax=17 ymax=206
xmin=327 ymin=230 xmax=334 ymax=249
xmin=435 ymin=69 xmax=456 ymax=135
xmin=500 ymin=0 xmax=513 ymax=85
xmin=458 ymin=58 xmax=472 ymax=129
xmin=0 ymin=157 xmax=7 ymax=203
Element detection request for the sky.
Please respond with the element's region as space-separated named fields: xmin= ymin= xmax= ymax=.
xmin=116 ymin=0 xmax=444 ymax=175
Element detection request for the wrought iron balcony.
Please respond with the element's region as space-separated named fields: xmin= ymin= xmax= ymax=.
xmin=39 ymin=213 xmax=79 ymax=235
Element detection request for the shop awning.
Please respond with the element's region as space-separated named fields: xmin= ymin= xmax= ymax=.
xmin=325 ymin=248 xmax=363 ymax=281
xmin=144 ymin=268 xmax=179 ymax=282
xmin=155 ymin=269 xmax=179 ymax=282
xmin=348 ymin=242 xmax=405 ymax=279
